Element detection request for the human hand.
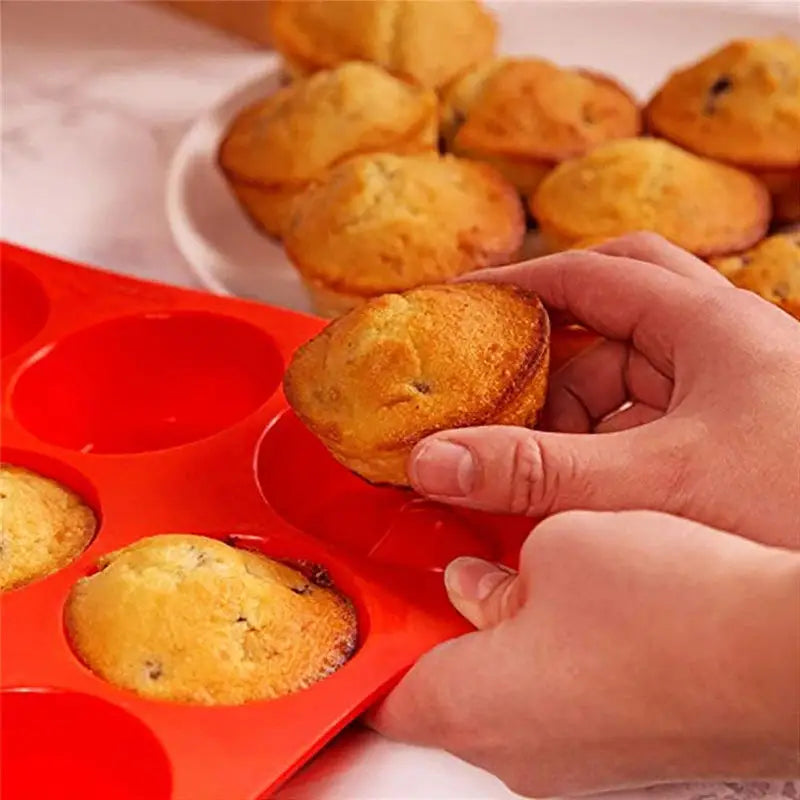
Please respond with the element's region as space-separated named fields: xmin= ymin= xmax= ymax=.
xmin=371 ymin=510 xmax=800 ymax=797
xmin=406 ymin=233 xmax=800 ymax=548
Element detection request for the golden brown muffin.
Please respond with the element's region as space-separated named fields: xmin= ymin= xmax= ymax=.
xmin=0 ymin=465 xmax=96 ymax=592
xmin=219 ymin=61 xmax=438 ymax=237
xmin=266 ymin=0 xmax=496 ymax=91
xmin=284 ymin=152 xmax=525 ymax=317
xmin=65 ymin=535 xmax=357 ymax=705
xmin=284 ymin=282 xmax=550 ymax=485
xmin=758 ymin=168 xmax=800 ymax=223
xmin=440 ymin=57 xmax=641 ymax=194
xmin=531 ymin=138 xmax=771 ymax=257
xmin=645 ymin=37 xmax=800 ymax=221
xmin=710 ymin=232 xmax=800 ymax=320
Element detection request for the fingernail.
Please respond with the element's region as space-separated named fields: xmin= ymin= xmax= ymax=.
xmin=411 ymin=441 xmax=475 ymax=497
xmin=444 ymin=557 xmax=509 ymax=602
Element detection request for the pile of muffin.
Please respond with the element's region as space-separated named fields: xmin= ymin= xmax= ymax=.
xmin=218 ymin=0 xmax=799 ymax=320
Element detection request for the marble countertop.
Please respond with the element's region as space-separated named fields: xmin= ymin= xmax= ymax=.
xmin=2 ymin=2 xmax=797 ymax=799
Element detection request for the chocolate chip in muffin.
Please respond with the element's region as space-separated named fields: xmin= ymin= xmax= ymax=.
xmin=307 ymin=563 xmax=334 ymax=589
xmin=144 ymin=659 xmax=163 ymax=681
xmin=704 ymin=75 xmax=733 ymax=114
xmin=773 ymin=281 xmax=790 ymax=300
xmin=411 ymin=380 xmax=431 ymax=395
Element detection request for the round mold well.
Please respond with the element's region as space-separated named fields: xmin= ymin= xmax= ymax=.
xmin=64 ymin=532 xmax=364 ymax=706
xmin=1 ymin=260 xmax=50 ymax=358
xmin=0 ymin=688 xmax=172 ymax=800
xmin=11 ymin=311 xmax=282 ymax=454
xmin=255 ymin=411 xmax=498 ymax=572
xmin=1 ymin=448 xmax=101 ymax=592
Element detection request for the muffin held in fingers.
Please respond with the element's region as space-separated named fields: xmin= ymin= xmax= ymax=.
xmin=440 ymin=57 xmax=641 ymax=195
xmin=65 ymin=535 xmax=357 ymax=705
xmin=710 ymin=232 xmax=800 ymax=320
xmin=266 ymin=0 xmax=497 ymax=90
xmin=531 ymin=138 xmax=771 ymax=257
xmin=645 ymin=37 xmax=800 ymax=221
xmin=283 ymin=152 xmax=525 ymax=317
xmin=284 ymin=283 xmax=550 ymax=486
xmin=218 ymin=61 xmax=438 ymax=238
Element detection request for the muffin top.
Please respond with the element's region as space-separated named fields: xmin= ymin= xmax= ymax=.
xmin=531 ymin=137 xmax=771 ymax=257
xmin=284 ymin=153 xmax=525 ymax=296
xmin=645 ymin=37 xmax=800 ymax=170
xmin=284 ymin=282 xmax=549 ymax=465
xmin=441 ymin=57 xmax=641 ymax=162
xmin=65 ymin=535 xmax=357 ymax=705
xmin=219 ymin=61 xmax=437 ymax=186
xmin=710 ymin=231 xmax=800 ymax=315
xmin=1 ymin=464 xmax=96 ymax=592
xmin=267 ymin=0 xmax=496 ymax=90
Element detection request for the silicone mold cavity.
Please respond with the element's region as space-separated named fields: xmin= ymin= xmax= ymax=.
xmin=1 ymin=260 xmax=49 ymax=358
xmin=11 ymin=312 xmax=282 ymax=454
xmin=256 ymin=411 xmax=498 ymax=572
xmin=0 ymin=688 xmax=172 ymax=800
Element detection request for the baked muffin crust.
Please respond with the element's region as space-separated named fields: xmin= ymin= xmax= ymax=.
xmin=284 ymin=152 xmax=525 ymax=315
xmin=645 ymin=37 xmax=800 ymax=171
xmin=710 ymin=231 xmax=800 ymax=319
xmin=284 ymin=282 xmax=550 ymax=485
xmin=66 ymin=535 xmax=357 ymax=705
xmin=441 ymin=58 xmax=641 ymax=193
xmin=531 ymin=138 xmax=771 ymax=257
xmin=1 ymin=464 xmax=96 ymax=591
xmin=266 ymin=0 xmax=497 ymax=90
xmin=219 ymin=61 xmax=437 ymax=237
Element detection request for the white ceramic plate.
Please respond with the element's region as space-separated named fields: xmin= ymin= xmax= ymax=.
xmin=166 ymin=0 xmax=796 ymax=314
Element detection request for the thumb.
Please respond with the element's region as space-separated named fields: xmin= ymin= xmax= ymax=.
xmin=444 ymin=557 xmax=522 ymax=629
xmin=408 ymin=424 xmax=681 ymax=517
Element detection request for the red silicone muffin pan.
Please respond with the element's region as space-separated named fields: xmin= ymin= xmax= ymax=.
xmin=0 ymin=242 xmax=596 ymax=800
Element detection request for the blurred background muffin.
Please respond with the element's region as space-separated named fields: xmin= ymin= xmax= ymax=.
xmin=283 ymin=152 xmax=525 ymax=317
xmin=531 ymin=137 xmax=771 ymax=257
xmin=66 ymin=534 xmax=357 ymax=705
xmin=440 ymin=57 xmax=641 ymax=195
xmin=0 ymin=464 xmax=97 ymax=591
xmin=645 ymin=37 xmax=800 ymax=222
xmin=266 ymin=0 xmax=496 ymax=90
xmin=710 ymin=231 xmax=800 ymax=319
xmin=284 ymin=283 xmax=550 ymax=485
xmin=219 ymin=61 xmax=438 ymax=238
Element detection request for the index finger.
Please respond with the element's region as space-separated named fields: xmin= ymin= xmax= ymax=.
xmin=368 ymin=629 xmax=500 ymax=751
xmin=462 ymin=250 xmax=723 ymax=376
xmin=590 ymin=232 xmax=731 ymax=287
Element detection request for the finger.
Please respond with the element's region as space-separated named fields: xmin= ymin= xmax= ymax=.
xmin=595 ymin=402 xmax=663 ymax=433
xmin=368 ymin=628 xmax=499 ymax=749
xmin=590 ymin=232 xmax=730 ymax=287
xmin=542 ymin=340 xmax=672 ymax=433
xmin=408 ymin=424 xmax=683 ymax=517
xmin=541 ymin=339 xmax=628 ymax=433
xmin=462 ymin=250 xmax=712 ymax=376
xmin=549 ymin=326 xmax=600 ymax=370
xmin=444 ymin=557 xmax=523 ymax=629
